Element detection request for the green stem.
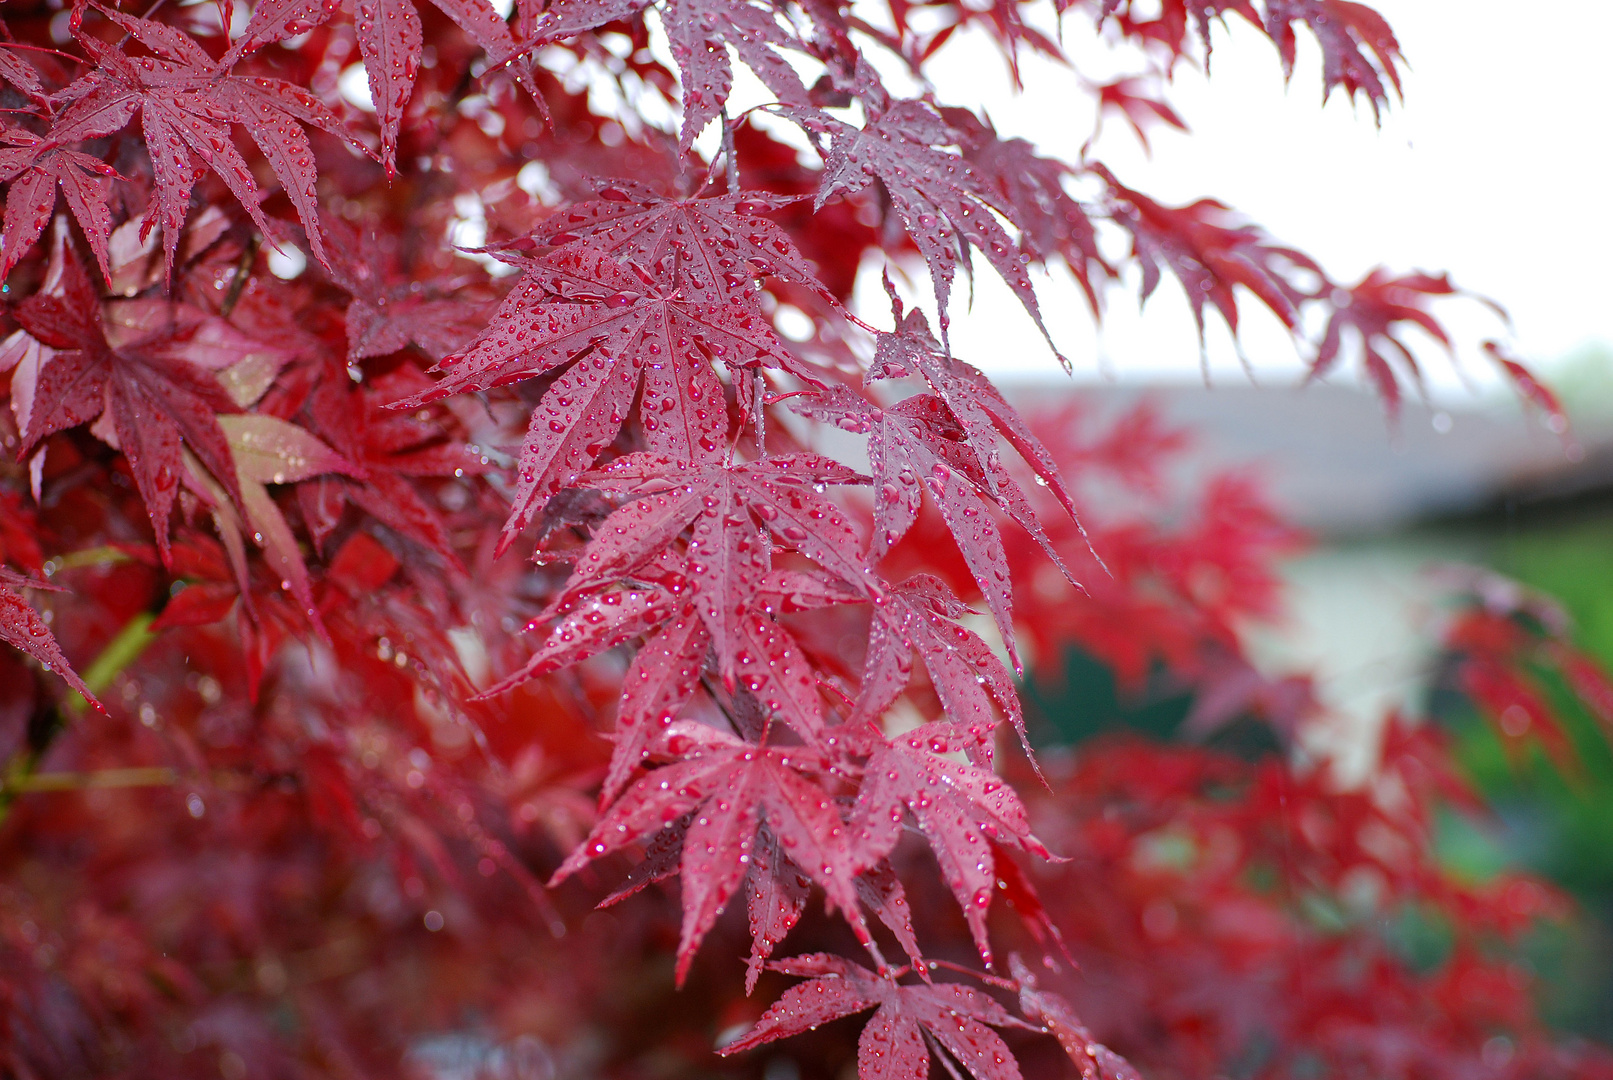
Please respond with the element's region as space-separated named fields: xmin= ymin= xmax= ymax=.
xmin=1 ymin=611 xmax=162 ymax=824
xmin=66 ymin=611 xmax=156 ymax=716
xmin=50 ymin=545 xmax=133 ymax=572
xmin=13 ymin=766 xmax=178 ymax=792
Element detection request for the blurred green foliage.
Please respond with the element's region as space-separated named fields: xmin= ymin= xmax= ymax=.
xmin=1432 ymin=507 xmax=1613 ymax=1038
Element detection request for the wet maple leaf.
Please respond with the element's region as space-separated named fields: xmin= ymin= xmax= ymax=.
xmin=1266 ymin=0 xmax=1403 ymax=118
xmin=1008 ymin=956 xmax=1142 ymax=1080
xmin=662 ymin=0 xmax=810 ymax=150
xmin=0 ymin=44 xmax=50 ymax=103
xmin=0 ymin=135 xmax=117 ymax=284
xmin=210 ymin=76 xmax=356 ymax=266
xmin=397 ymin=198 xmax=828 ymax=543
xmin=15 ymin=249 xmax=240 ymax=563
xmin=763 ymin=562 xmax=1032 ymax=774
xmin=185 ymin=414 xmax=358 ymax=635
xmin=570 ymin=451 xmax=864 ymax=583
xmin=4 ymin=3 xmax=1589 ymax=1078
xmin=722 ymin=954 xmax=1035 ymax=1079
xmin=732 ymin=831 xmax=927 ymax=990
xmin=866 ymin=294 xmax=1082 ymax=530
xmin=517 ymin=182 xmax=836 ymax=315
xmin=533 ymin=0 xmax=815 ymax=147
xmin=524 ymin=0 xmax=646 ymax=47
xmin=219 ymin=0 xmax=345 ymax=58
xmin=297 ymin=373 xmax=484 ymax=561
xmin=316 ymin=218 xmax=484 ymax=363
xmin=797 ymin=99 xmax=1058 ymax=357
xmin=792 ymin=302 xmax=1083 ymax=671
xmin=600 ymin=601 xmax=712 ymax=799
xmin=224 ymin=0 xmax=521 ymax=173
xmin=1091 ymin=0 xmax=1402 ymax=121
xmin=352 ymin=0 xmax=423 ymax=172
xmin=855 ymin=576 xmax=1034 ymax=770
xmin=552 ymin=724 xmax=872 ymax=984
xmin=0 ymin=568 xmax=102 ymax=712
xmin=1307 ymin=268 xmax=1465 ymax=418
xmin=475 ymin=579 xmax=694 ymax=784
xmin=27 ymin=8 xmax=353 ymax=276
xmin=850 ymin=721 xmax=1054 ymax=964
xmin=484 ymin=453 xmax=865 ymax=760
xmin=790 ymin=386 xmax=926 ymax=562
xmin=1098 ymin=165 xmax=1318 ymax=350
xmin=941 ymin=108 xmax=1110 ymax=311
xmin=1091 ymin=0 xmax=1259 ymax=59
xmin=743 ymin=824 xmax=813 ymax=989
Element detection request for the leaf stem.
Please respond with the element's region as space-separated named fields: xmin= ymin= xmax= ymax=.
xmin=0 ymin=611 xmax=161 ymax=824
xmin=50 ymin=545 xmax=134 ymax=572
xmin=754 ymin=374 xmax=767 ymax=456
xmin=9 ymin=766 xmax=178 ymax=792
xmin=66 ymin=611 xmax=156 ymax=716
xmin=221 ymin=233 xmax=260 ymax=316
xmin=722 ymin=109 xmax=739 ymax=195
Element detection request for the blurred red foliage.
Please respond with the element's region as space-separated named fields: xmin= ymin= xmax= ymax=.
xmin=1 ymin=0 xmax=1606 ymax=1076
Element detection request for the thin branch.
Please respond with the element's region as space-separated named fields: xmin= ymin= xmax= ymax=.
xmin=8 ymin=766 xmax=179 ymax=792
xmin=220 ymin=233 xmax=260 ymax=317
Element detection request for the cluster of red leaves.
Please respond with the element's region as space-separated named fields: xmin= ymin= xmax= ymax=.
xmin=1431 ymin=567 xmax=1613 ymax=780
xmin=999 ymin=717 xmax=1611 ymax=1080
xmin=0 ymin=0 xmax=1604 ymax=1077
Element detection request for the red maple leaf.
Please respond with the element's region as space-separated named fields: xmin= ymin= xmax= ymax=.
xmin=1266 ymin=0 xmax=1403 ymax=119
xmin=526 ymin=0 xmax=648 ymax=46
xmin=865 ymin=291 xmax=1083 ymax=534
xmin=0 ymin=43 xmax=52 ymax=104
xmin=854 ymin=575 xmax=1033 ymax=769
xmin=1091 ymin=0 xmax=1259 ymax=63
xmin=483 ymin=453 xmax=866 ymax=758
xmin=767 ymin=563 xmax=1034 ymax=775
xmin=552 ymin=724 xmax=873 ymax=984
xmin=1009 ymin=955 xmax=1142 ymax=1080
xmin=477 ymin=576 xmax=704 ymax=801
xmin=397 ymin=189 xmax=834 ymax=542
xmin=351 ymin=0 xmax=423 ymax=170
xmin=517 ymin=182 xmax=835 ymax=312
xmin=1088 ymin=77 xmax=1189 ymax=153
xmin=1098 ymin=164 xmax=1318 ymax=352
xmin=0 ymin=133 xmax=117 ymax=284
xmin=15 ymin=247 xmax=241 ymax=563
xmin=662 ymin=0 xmax=811 ymax=150
xmin=942 ymin=108 xmax=1110 ymax=311
xmin=15 ymin=7 xmax=353 ymax=277
xmin=1483 ymin=340 xmax=1569 ymax=433
xmin=184 ymin=413 xmax=359 ymax=640
xmin=569 ymin=450 xmax=863 ymax=589
xmin=722 ymin=954 xmax=1035 ymax=1080
xmin=1091 ymin=0 xmax=1401 ymax=123
xmin=792 ymin=299 xmax=1082 ymax=670
xmin=1307 ymin=268 xmax=1467 ymax=418
xmin=297 ymin=369 xmax=485 ymax=561
xmin=850 ymin=721 xmax=1055 ymax=964
xmin=315 ymin=217 xmax=486 ymax=363
xmin=798 ymin=98 xmax=1059 ymax=357
xmin=223 ymin=0 xmax=522 ymax=173
xmin=0 ymin=568 xmax=102 ymax=711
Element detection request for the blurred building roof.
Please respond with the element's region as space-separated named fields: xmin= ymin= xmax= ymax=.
xmin=1001 ymin=380 xmax=1601 ymax=537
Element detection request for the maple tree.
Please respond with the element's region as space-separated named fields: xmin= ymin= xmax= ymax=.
xmin=0 ymin=0 xmax=1608 ymax=1078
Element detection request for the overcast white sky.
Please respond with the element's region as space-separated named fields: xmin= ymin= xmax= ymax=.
xmin=857 ymin=0 xmax=1613 ymax=399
